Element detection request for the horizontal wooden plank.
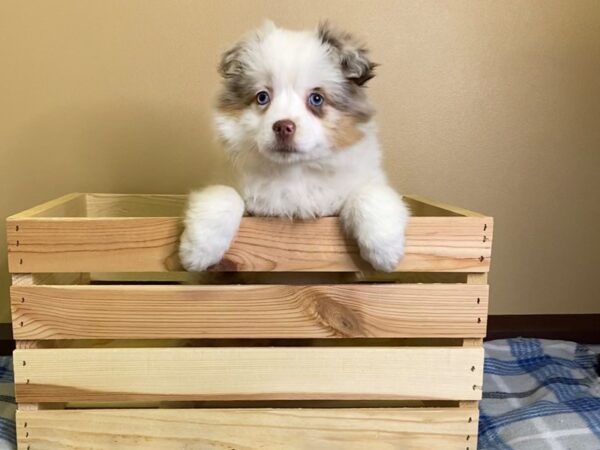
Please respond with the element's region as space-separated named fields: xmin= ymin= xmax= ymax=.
xmin=85 ymin=193 xmax=186 ymax=217
xmin=14 ymin=347 xmax=483 ymax=403
xmin=11 ymin=284 xmax=488 ymax=340
xmin=17 ymin=407 xmax=478 ymax=450
xmin=404 ymin=194 xmax=486 ymax=217
xmin=7 ymin=215 xmax=493 ymax=273
xmin=7 ymin=193 xmax=86 ymax=219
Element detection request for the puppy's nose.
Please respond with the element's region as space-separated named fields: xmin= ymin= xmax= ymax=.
xmin=272 ymin=119 xmax=296 ymax=140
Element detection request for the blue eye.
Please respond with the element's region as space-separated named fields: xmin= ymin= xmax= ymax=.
xmin=256 ymin=91 xmax=270 ymax=105
xmin=308 ymin=92 xmax=324 ymax=107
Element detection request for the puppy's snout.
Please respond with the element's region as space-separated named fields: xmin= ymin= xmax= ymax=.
xmin=272 ymin=119 xmax=296 ymax=140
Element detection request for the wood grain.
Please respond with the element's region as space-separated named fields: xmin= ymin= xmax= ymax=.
xmin=11 ymin=284 xmax=488 ymax=340
xmin=7 ymin=215 xmax=493 ymax=273
xmin=17 ymin=406 xmax=479 ymax=450
xmin=7 ymin=192 xmax=86 ymax=218
xmin=14 ymin=347 xmax=484 ymax=403
xmin=404 ymin=195 xmax=486 ymax=217
xmin=85 ymin=193 xmax=185 ymax=217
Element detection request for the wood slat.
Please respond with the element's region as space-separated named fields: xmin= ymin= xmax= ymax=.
xmin=11 ymin=284 xmax=488 ymax=340
xmin=7 ymin=193 xmax=86 ymax=218
xmin=7 ymin=216 xmax=493 ymax=273
xmin=17 ymin=406 xmax=479 ymax=450
xmin=14 ymin=347 xmax=483 ymax=403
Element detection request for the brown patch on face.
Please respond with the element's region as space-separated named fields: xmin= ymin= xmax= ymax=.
xmin=215 ymin=102 xmax=244 ymax=117
xmin=324 ymin=111 xmax=365 ymax=150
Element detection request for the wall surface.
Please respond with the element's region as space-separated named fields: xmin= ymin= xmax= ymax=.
xmin=1 ymin=0 xmax=599 ymax=320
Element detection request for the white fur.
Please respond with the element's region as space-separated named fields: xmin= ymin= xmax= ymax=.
xmin=179 ymin=186 xmax=245 ymax=271
xmin=180 ymin=23 xmax=409 ymax=271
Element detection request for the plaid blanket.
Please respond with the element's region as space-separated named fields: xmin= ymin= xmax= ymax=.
xmin=0 ymin=340 xmax=597 ymax=450
xmin=0 ymin=357 xmax=14 ymax=450
xmin=480 ymin=338 xmax=600 ymax=450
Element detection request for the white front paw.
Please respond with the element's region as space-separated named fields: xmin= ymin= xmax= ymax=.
xmin=359 ymin=238 xmax=405 ymax=272
xmin=179 ymin=185 xmax=245 ymax=272
xmin=179 ymin=228 xmax=230 ymax=271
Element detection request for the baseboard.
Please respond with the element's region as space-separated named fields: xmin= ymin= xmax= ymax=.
xmin=486 ymin=314 xmax=600 ymax=344
xmin=0 ymin=324 xmax=13 ymax=355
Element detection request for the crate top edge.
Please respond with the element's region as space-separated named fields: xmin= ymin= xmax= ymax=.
xmin=7 ymin=192 xmax=494 ymax=221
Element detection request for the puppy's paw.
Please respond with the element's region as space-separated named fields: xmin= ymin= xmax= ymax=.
xmin=179 ymin=185 xmax=245 ymax=272
xmin=358 ymin=238 xmax=404 ymax=272
xmin=341 ymin=183 xmax=409 ymax=273
xmin=179 ymin=228 xmax=229 ymax=271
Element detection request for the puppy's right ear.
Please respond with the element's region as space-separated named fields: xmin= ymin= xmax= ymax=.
xmin=218 ymin=43 xmax=244 ymax=79
xmin=318 ymin=22 xmax=377 ymax=86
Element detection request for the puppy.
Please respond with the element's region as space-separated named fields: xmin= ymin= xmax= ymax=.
xmin=180 ymin=22 xmax=409 ymax=272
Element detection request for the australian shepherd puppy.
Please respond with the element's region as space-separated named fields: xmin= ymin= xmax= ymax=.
xmin=180 ymin=22 xmax=409 ymax=272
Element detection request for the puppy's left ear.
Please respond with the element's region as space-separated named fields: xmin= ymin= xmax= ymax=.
xmin=318 ymin=22 xmax=377 ymax=86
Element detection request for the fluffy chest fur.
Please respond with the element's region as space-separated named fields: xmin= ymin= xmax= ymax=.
xmin=238 ymin=125 xmax=384 ymax=218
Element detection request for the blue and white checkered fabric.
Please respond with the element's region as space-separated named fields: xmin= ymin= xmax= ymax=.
xmin=480 ymin=338 xmax=600 ymax=450
xmin=0 ymin=357 xmax=15 ymax=450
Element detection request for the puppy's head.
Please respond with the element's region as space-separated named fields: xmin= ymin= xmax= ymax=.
xmin=214 ymin=21 xmax=376 ymax=164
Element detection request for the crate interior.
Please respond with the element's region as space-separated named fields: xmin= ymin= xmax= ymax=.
xmin=23 ymin=193 xmax=480 ymax=218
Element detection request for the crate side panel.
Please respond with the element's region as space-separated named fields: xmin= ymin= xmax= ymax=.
xmin=8 ymin=216 xmax=491 ymax=273
xmin=14 ymin=347 xmax=484 ymax=402
xmin=12 ymin=284 xmax=488 ymax=339
xmin=17 ymin=407 xmax=479 ymax=450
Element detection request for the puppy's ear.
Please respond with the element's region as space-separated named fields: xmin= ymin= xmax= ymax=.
xmin=318 ymin=22 xmax=377 ymax=86
xmin=218 ymin=43 xmax=245 ymax=79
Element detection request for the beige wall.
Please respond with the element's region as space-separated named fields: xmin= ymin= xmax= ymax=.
xmin=1 ymin=0 xmax=599 ymax=320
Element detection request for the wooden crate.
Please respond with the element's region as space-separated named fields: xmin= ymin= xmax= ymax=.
xmin=7 ymin=193 xmax=493 ymax=450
